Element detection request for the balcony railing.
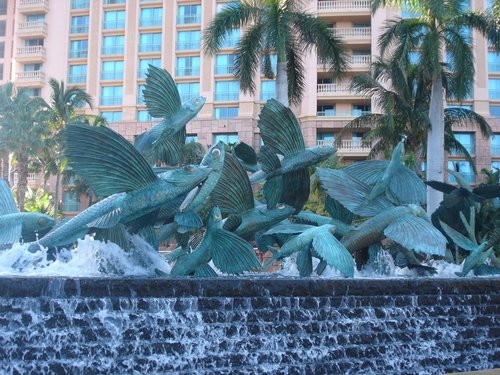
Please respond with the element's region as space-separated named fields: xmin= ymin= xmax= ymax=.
xmin=177 ymin=14 xmax=202 ymax=25
xmin=16 ymin=45 xmax=46 ymax=59
xmin=103 ymin=0 xmax=125 ymax=4
xmin=329 ymin=27 xmax=371 ymax=38
xmin=19 ymin=0 xmax=49 ymax=12
xmin=101 ymin=71 xmax=124 ymax=80
xmin=103 ymin=20 xmax=125 ymax=29
xmin=138 ymin=43 xmax=161 ymax=53
xmin=317 ymin=82 xmax=354 ymax=94
xmin=15 ymin=70 xmax=45 ymax=81
xmin=68 ymin=74 xmax=87 ymax=84
xmin=69 ymin=49 xmax=88 ymax=58
xmin=140 ymin=17 xmax=162 ymax=27
xmin=101 ymin=46 xmax=124 ymax=55
xmin=350 ymin=55 xmax=371 ymax=66
xmin=317 ymin=110 xmax=371 ymax=117
xmin=17 ymin=20 xmax=48 ymax=35
xmin=70 ymin=25 xmax=89 ymax=34
xmin=12 ymin=172 xmax=43 ymax=186
xmin=317 ymin=139 xmax=372 ymax=153
xmin=220 ymin=38 xmax=239 ymax=49
xmin=215 ymin=65 xmax=235 ymax=75
xmin=214 ymin=92 xmax=239 ymax=101
xmin=176 ymin=41 xmax=201 ymax=50
xmin=71 ymin=0 xmax=90 ymax=9
xmin=176 ymin=67 xmax=200 ymax=76
xmin=318 ymin=0 xmax=370 ymax=11
xmin=100 ymin=96 xmax=122 ymax=106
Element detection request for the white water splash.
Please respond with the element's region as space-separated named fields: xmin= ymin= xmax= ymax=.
xmin=0 ymin=235 xmax=170 ymax=277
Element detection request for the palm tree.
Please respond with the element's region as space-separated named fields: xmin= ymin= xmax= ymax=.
xmin=339 ymin=58 xmax=491 ymax=175
xmin=203 ymin=0 xmax=348 ymax=106
xmin=372 ymin=0 xmax=500 ymax=214
xmin=0 ymin=83 xmax=50 ymax=210
xmin=44 ymin=79 xmax=93 ymax=220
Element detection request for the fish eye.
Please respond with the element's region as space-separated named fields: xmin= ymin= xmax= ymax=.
xmin=37 ymin=218 xmax=47 ymax=226
xmin=183 ymin=165 xmax=194 ymax=172
xmin=277 ymin=203 xmax=285 ymax=210
xmin=211 ymin=148 xmax=221 ymax=158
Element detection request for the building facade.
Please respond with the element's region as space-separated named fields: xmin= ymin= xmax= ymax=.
xmin=3 ymin=0 xmax=500 ymax=212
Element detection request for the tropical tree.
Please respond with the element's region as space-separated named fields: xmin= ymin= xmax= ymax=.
xmin=203 ymin=0 xmax=348 ymax=106
xmin=44 ymin=79 xmax=93 ymax=220
xmin=0 ymin=83 xmax=50 ymax=210
xmin=339 ymin=58 xmax=492 ymax=175
xmin=372 ymin=0 xmax=500 ymax=214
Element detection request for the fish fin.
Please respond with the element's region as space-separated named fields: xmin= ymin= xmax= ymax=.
xmin=212 ymin=153 xmax=254 ymax=214
xmin=194 ymin=264 xmax=218 ymax=277
xmin=388 ymin=166 xmax=426 ymax=205
xmin=222 ymin=214 xmax=242 ymax=232
xmin=94 ymin=224 xmax=130 ymax=251
xmin=88 ymin=208 xmax=123 ymax=229
xmin=459 ymin=248 xmax=494 ymax=277
xmin=143 ymin=65 xmax=182 ymax=118
xmin=263 ymin=223 xmax=314 ymax=235
xmin=151 ymin=126 xmax=186 ymax=165
xmin=0 ymin=222 xmax=22 ymax=245
xmin=0 ymin=179 xmax=17 ymax=215
xmin=384 ymin=214 xmax=447 ymax=256
xmin=138 ymin=226 xmax=158 ymax=250
xmin=259 ymin=145 xmax=280 ymax=174
xmin=425 ymin=180 xmax=457 ymax=194
xmin=324 ymin=196 xmax=353 ymax=225
xmin=438 ymin=220 xmax=478 ymax=252
xmin=258 ymin=99 xmax=305 ymax=156
xmin=472 ymin=264 xmax=500 ymax=276
xmin=312 ymin=229 xmax=354 ymax=277
xmin=64 ymin=124 xmax=157 ymax=197
xmin=175 ymin=211 xmax=203 ymax=230
xmin=342 ymin=160 xmax=389 ymax=185
xmin=234 ymin=141 xmax=258 ymax=166
xmin=211 ymin=230 xmax=261 ymax=274
xmin=315 ymin=260 xmax=327 ymax=275
xmin=473 ymin=184 xmax=500 ymax=199
xmin=296 ymin=248 xmax=313 ymax=277
xmin=165 ymin=246 xmax=187 ymax=263
xmin=316 ymin=168 xmax=392 ymax=216
xmin=280 ymin=170 xmax=309 ymax=213
xmin=263 ymin=176 xmax=283 ymax=209
xmin=157 ymin=222 xmax=178 ymax=244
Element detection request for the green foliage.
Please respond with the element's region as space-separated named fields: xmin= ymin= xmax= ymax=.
xmin=181 ymin=142 xmax=205 ymax=165
xmin=24 ymin=187 xmax=55 ymax=216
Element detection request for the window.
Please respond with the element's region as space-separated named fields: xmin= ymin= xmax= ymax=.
xmin=177 ymin=5 xmax=201 ymax=24
xmin=352 ymin=104 xmax=371 ymax=116
xmin=63 ymin=191 xmax=80 ymax=212
xmin=214 ymin=107 xmax=239 ymax=119
xmin=490 ymin=105 xmax=500 ymax=118
xmin=26 ymin=14 xmax=45 ymax=22
xmin=448 ymin=160 xmax=475 ymax=183
xmin=216 ymin=2 xmax=238 ymax=13
xmin=491 ymin=134 xmax=500 ymax=156
xmin=352 ymin=132 xmax=364 ymax=148
xmin=260 ymin=81 xmax=276 ymax=101
xmin=69 ymin=39 xmax=88 ymax=58
xmin=138 ymin=58 xmax=161 ymax=78
xmin=215 ymin=81 xmax=239 ymax=101
xmin=102 ymin=35 xmax=124 ymax=55
xmin=489 ymin=79 xmax=500 ymax=100
xmin=213 ymin=133 xmax=238 ymax=144
xmin=489 ymin=52 xmax=500 ymax=73
xmin=100 ymin=86 xmax=123 ymax=105
xmin=452 ymin=132 xmax=475 ymax=155
xmin=492 ymin=161 xmax=500 ymax=171
xmin=103 ymin=10 xmax=125 ymax=29
xmin=408 ymin=51 xmax=420 ymax=64
xmin=221 ymin=29 xmax=240 ymax=48
xmin=101 ymin=111 xmax=122 ymax=122
xmin=104 ymin=0 xmax=125 ymax=4
xmin=70 ymin=15 xmax=89 ymax=34
xmin=137 ymin=84 xmax=146 ymax=104
xmin=215 ymin=54 xmax=236 ymax=75
xmin=71 ymin=0 xmax=90 ymax=9
xmin=177 ymin=82 xmax=200 ymax=102
xmin=186 ymin=134 xmax=198 ymax=143
xmin=25 ymin=39 xmax=44 ymax=47
xmin=101 ymin=60 xmax=124 ymax=80
xmin=139 ymin=32 xmax=162 ymax=52
xmin=447 ymin=104 xmax=473 ymax=110
xmin=261 ymin=55 xmax=277 ymax=75
xmin=24 ymin=88 xmax=41 ymax=97
xmin=137 ymin=110 xmax=161 ymax=122
xmin=317 ymin=105 xmax=335 ymax=116
xmin=317 ymin=132 xmax=335 ymax=143
xmin=0 ymin=21 xmax=4 ymax=37
xmin=24 ymin=63 xmax=42 ymax=72
xmin=176 ymin=56 xmax=200 ymax=77
xmin=140 ymin=7 xmax=162 ymax=27
xmin=0 ymin=64 xmax=3 ymax=80
xmin=0 ymin=0 xmax=6 ymax=15
xmin=176 ymin=30 xmax=201 ymax=50
xmin=68 ymin=64 xmax=87 ymax=83
xmin=0 ymin=42 xmax=3 ymax=58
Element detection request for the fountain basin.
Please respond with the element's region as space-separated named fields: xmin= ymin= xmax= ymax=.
xmin=0 ymin=277 xmax=498 ymax=374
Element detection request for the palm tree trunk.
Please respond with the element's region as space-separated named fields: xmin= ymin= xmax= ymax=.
xmin=53 ymin=171 xmax=61 ymax=222
xmin=276 ymin=62 xmax=289 ymax=107
xmin=0 ymin=152 xmax=9 ymax=182
xmin=16 ymin=153 xmax=29 ymax=212
xmin=426 ymin=74 xmax=445 ymax=215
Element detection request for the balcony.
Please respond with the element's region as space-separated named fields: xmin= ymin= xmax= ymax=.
xmin=15 ymin=71 xmax=46 ymax=87
xmin=215 ymin=65 xmax=235 ymax=75
xmin=329 ymin=27 xmax=371 ymax=42
xmin=317 ymin=82 xmax=361 ymax=97
xmin=16 ymin=21 xmax=48 ymax=37
xmin=12 ymin=172 xmax=44 ymax=187
xmin=176 ymin=67 xmax=200 ymax=77
xmin=176 ymin=41 xmax=201 ymax=51
xmin=317 ymin=0 xmax=370 ymax=14
xmin=317 ymin=139 xmax=372 ymax=155
xmin=177 ymin=14 xmax=202 ymax=25
xmin=15 ymin=45 xmax=46 ymax=62
xmin=316 ymin=110 xmax=371 ymax=117
xmin=19 ymin=0 xmax=49 ymax=14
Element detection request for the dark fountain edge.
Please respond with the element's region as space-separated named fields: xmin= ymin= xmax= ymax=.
xmin=0 ymin=276 xmax=498 ymax=299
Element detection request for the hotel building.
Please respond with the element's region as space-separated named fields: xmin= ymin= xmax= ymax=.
xmin=2 ymin=0 xmax=500 ymax=213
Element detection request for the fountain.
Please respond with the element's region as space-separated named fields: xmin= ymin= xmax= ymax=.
xmin=0 ymin=67 xmax=498 ymax=374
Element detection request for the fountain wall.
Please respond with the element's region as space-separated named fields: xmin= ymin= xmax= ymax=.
xmin=0 ymin=277 xmax=498 ymax=374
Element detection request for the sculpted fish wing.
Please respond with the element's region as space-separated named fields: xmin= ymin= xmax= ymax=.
xmin=64 ymin=124 xmax=157 ymax=197
xmin=0 ymin=180 xmax=21 ymax=244
xmin=0 ymin=179 xmax=16 ymax=215
xmin=143 ymin=65 xmax=182 ymax=118
xmin=211 ymin=230 xmax=261 ymax=274
xmin=312 ymin=227 xmax=354 ymax=277
xmin=342 ymin=160 xmax=389 ymax=185
xmin=387 ymin=165 xmax=426 ymax=205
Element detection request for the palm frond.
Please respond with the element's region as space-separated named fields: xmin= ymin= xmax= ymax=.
xmin=286 ymin=40 xmax=305 ymax=104
xmin=444 ymin=133 xmax=477 ymax=174
xmin=444 ymin=108 xmax=492 ymax=137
